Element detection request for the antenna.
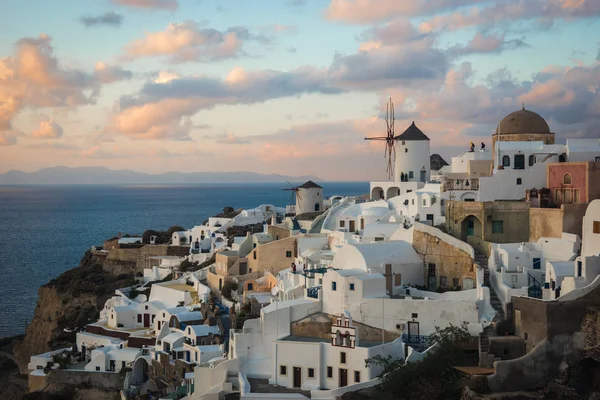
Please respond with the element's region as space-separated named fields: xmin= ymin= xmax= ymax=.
xmin=364 ymin=98 xmax=396 ymax=179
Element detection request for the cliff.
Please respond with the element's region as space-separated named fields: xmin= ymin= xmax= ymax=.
xmin=13 ymin=250 xmax=137 ymax=374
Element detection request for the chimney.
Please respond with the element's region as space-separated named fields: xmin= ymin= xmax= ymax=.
xmin=118 ymin=232 xmax=122 ymax=240
xmin=246 ymin=231 xmax=251 ymax=238
xmin=271 ymin=216 xmax=277 ymax=226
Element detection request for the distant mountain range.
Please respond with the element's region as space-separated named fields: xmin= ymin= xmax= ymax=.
xmin=0 ymin=166 xmax=323 ymax=185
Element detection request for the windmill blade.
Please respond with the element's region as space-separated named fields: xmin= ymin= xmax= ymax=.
xmin=364 ymin=137 xmax=387 ymax=141
xmin=295 ymin=189 xmax=302 ymax=200
xmin=286 ymin=180 xmax=295 ymax=189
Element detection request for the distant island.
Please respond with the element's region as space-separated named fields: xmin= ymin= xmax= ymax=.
xmin=0 ymin=166 xmax=323 ymax=185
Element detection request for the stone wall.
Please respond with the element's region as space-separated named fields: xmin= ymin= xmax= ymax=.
xmin=150 ymin=353 xmax=194 ymax=389
xmin=267 ymin=225 xmax=293 ymax=240
xmin=412 ymin=228 xmax=475 ymax=289
xmin=47 ymin=369 xmax=124 ymax=391
xmin=529 ymin=203 xmax=588 ymax=243
xmin=290 ymin=313 xmax=400 ymax=342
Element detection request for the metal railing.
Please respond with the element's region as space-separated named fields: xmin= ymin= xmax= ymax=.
xmin=401 ymin=333 xmax=430 ymax=345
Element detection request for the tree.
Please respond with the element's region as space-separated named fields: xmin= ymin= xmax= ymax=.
xmin=221 ymin=281 xmax=239 ymax=300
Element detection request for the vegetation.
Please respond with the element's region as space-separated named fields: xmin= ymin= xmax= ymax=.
xmin=51 ymin=351 xmax=72 ymax=369
xmin=141 ymin=225 xmax=186 ymax=244
xmin=179 ymin=254 xmax=216 ymax=272
xmin=364 ymin=323 xmax=474 ymax=400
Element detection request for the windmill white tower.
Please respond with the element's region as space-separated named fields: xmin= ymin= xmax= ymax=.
xmin=283 ymin=181 xmax=323 ymax=215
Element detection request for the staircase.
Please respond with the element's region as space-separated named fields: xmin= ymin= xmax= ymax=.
xmin=476 ymin=250 xmax=506 ymax=368
xmin=321 ymin=199 xmax=353 ymax=231
xmin=219 ymin=315 xmax=231 ymax=354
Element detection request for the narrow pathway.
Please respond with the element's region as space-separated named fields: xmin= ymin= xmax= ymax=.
xmin=476 ymin=250 xmax=506 ymax=366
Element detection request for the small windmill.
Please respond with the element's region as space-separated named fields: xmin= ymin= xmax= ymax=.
xmin=364 ymin=98 xmax=396 ymax=179
xmin=283 ymin=181 xmax=302 ymax=214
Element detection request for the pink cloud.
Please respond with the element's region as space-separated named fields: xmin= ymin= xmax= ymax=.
xmin=324 ymin=0 xmax=484 ymax=24
xmin=122 ymin=22 xmax=270 ymax=62
xmin=111 ymin=0 xmax=178 ymax=11
xmin=32 ymin=116 xmax=64 ymax=139
xmin=0 ymin=34 xmax=129 ymax=145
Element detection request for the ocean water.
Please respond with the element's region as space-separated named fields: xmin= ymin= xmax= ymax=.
xmin=0 ymin=182 xmax=368 ymax=338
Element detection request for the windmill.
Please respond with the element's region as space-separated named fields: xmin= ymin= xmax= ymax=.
xmin=365 ymin=98 xmax=396 ymax=179
xmin=283 ymin=181 xmax=302 ymax=215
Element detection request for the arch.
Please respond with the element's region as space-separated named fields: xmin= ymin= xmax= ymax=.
xmin=386 ymin=186 xmax=400 ymax=200
xmin=563 ymin=173 xmax=572 ymax=185
xmin=371 ymin=186 xmax=384 ymax=200
xmin=314 ymin=203 xmax=320 ymax=212
xmin=460 ymin=192 xmax=477 ymax=201
xmin=460 ymin=215 xmax=482 ymax=242
xmin=559 ymin=153 xmax=567 ymax=162
xmin=529 ymin=155 xmax=536 ymax=166
xmin=335 ymin=330 xmax=342 ymax=346
xmin=131 ymin=357 xmax=150 ymax=385
xmin=502 ymin=155 xmax=510 ymax=167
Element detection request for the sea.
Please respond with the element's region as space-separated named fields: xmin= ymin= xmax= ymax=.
xmin=0 ymin=182 xmax=368 ymax=338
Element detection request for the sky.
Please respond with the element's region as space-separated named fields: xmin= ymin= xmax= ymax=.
xmin=0 ymin=0 xmax=599 ymax=181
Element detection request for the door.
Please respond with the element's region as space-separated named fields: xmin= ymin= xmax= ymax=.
xmin=339 ymin=368 xmax=348 ymax=387
xmin=293 ymin=367 xmax=302 ymax=388
xmin=143 ymin=314 xmax=150 ymax=327
xmin=385 ymin=264 xmax=393 ymax=294
xmin=420 ymin=170 xmax=426 ymax=182
xmin=466 ymin=220 xmax=474 ymax=236
xmin=514 ymin=154 xmax=525 ymax=169
xmin=349 ymin=220 xmax=355 ymax=232
xmin=532 ymin=258 xmax=541 ymax=270
xmin=81 ymin=345 xmax=86 ymax=361
xmin=426 ymin=214 xmax=434 ymax=223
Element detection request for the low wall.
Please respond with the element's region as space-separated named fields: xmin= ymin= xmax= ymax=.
xmin=47 ymin=369 xmax=125 ymax=391
xmin=467 ymin=236 xmax=492 ymax=257
xmin=487 ymin=334 xmax=585 ymax=392
xmin=310 ymin=377 xmax=382 ymax=400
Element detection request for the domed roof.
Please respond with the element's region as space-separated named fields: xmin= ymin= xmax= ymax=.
xmin=495 ymin=107 xmax=551 ymax=135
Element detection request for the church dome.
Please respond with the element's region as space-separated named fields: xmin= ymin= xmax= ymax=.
xmin=495 ymin=108 xmax=551 ymax=135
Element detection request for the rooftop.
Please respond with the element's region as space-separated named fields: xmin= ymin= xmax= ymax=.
xmin=396 ymin=121 xmax=430 ymax=141
xmin=297 ymin=180 xmax=323 ymax=189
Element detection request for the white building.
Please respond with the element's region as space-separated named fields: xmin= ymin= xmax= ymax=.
xmin=294 ymin=181 xmax=324 ymax=214
xmin=389 ymin=183 xmax=445 ymax=226
xmin=370 ymin=122 xmax=430 ymax=201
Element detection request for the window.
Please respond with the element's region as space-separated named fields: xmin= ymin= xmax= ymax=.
xmin=286 ymin=251 xmax=292 ymax=258
xmin=280 ymin=365 xmax=287 ymax=376
xmin=308 ymin=368 xmax=315 ymax=378
xmin=354 ymin=371 xmax=361 ymax=383
xmin=408 ymin=171 xmax=414 ymax=179
xmin=405 ymin=148 xmax=408 ymax=153
xmin=544 ymin=282 xmax=550 ymax=289
xmin=577 ymin=261 xmax=582 ymax=277
xmin=422 ymin=198 xmax=427 ymax=206
xmin=492 ymin=220 xmax=504 ymax=234
xmin=563 ymin=174 xmax=572 ymax=185
xmin=96 ymin=366 xmax=100 ymax=371
xmin=332 ymin=281 xmax=337 ymax=291
xmin=594 ymin=221 xmax=600 ymax=234
xmin=511 ymin=275 xmax=518 ymax=283
xmin=533 ymin=258 xmax=541 ymax=270
xmin=428 ymin=263 xmax=436 ymax=276
xmin=340 ymin=352 xmax=347 ymax=364
xmin=514 ymin=154 xmax=525 ymax=170
xmin=529 ymin=155 xmax=536 ymax=166
xmin=340 ymin=220 xmax=345 ymax=228
xmin=137 ymin=314 xmax=142 ymax=323
xmin=440 ymin=276 xmax=447 ymax=287
xmin=145 ymin=305 xmax=148 ymax=310
xmin=502 ymin=155 xmax=510 ymax=167
xmin=253 ymin=251 xmax=256 ymax=260
xmin=327 ymin=366 xmax=333 ymax=378
xmin=411 ymin=199 xmax=414 ymax=205
xmin=453 ymin=278 xmax=459 ymax=287
xmin=247 ymin=283 xmax=253 ymax=291
xmin=349 ymin=283 xmax=355 ymax=291
xmin=411 ymin=313 xmax=418 ymax=319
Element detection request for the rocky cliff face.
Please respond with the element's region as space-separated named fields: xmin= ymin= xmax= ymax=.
xmin=13 ymin=250 xmax=137 ymax=374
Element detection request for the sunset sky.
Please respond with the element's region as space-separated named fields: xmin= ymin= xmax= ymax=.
xmin=0 ymin=0 xmax=599 ymax=180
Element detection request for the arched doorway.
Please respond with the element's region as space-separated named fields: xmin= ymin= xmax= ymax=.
xmin=460 ymin=215 xmax=482 ymax=242
xmin=386 ymin=186 xmax=400 ymax=200
xmin=371 ymin=187 xmax=384 ymax=200
xmin=132 ymin=357 xmax=150 ymax=385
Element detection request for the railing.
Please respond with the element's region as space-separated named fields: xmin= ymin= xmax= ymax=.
xmin=401 ymin=334 xmax=430 ymax=346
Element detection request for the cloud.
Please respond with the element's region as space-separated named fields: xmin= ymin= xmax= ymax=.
xmin=447 ymin=33 xmax=529 ymax=57
xmin=324 ymin=0 xmax=484 ymax=24
xmin=420 ymin=0 xmax=600 ymax=33
xmin=94 ymin=62 xmax=133 ymax=83
xmin=0 ymin=34 xmax=127 ymax=145
xmin=0 ymin=130 xmax=22 ymax=146
xmin=110 ymin=0 xmax=178 ymax=11
xmin=80 ymin=11 xmax=123 ymax=27
xmin=32 ymin=116 xmax=64 ymax=139
xmin=214 ymin=133 xmax=250 ymax=144
xmin=122 ymin=21 xmax=273 ymax=63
